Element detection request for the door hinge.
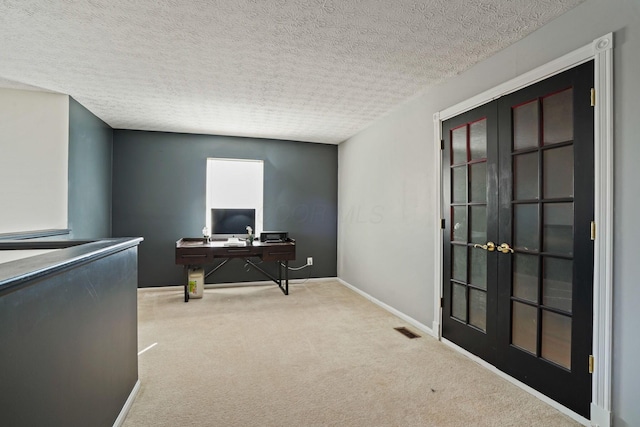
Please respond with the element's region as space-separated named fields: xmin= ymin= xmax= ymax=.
xmin=441 ymin=219 xmax=445 ymax=229
xmin=589 ymin=355 xmax=595 ymax=374
xmin=440 ymin=297 xmax=444 ymax=308
xmin=440 ymin=139 xmax=445 ymax=150
xmin=590 ymin=88 xmax=596 ymax=107
xmin=591 ymin=221 xmax=596 ymax=241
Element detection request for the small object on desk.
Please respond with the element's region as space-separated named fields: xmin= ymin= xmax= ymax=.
xmin=246 ymin=226 xmax=254 ymax=245
xmin=260 ymin=231 xmax=288 ymax=242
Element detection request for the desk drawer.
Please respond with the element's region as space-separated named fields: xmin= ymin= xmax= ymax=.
xmin=214 ymin=246 xmax=262 ymax=258
xmin=175 ymin=248 xmax=212 ymax=265
xmin=261 ymin=245 xmax=296 ymax=261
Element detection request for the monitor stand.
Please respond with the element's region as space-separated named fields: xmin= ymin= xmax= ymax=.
xmin=223 ymin=237 xmax=244 ymax=247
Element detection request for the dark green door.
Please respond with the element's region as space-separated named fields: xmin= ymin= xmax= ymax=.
xmin=442 ymin=61 xmax=594 ymax=417
xmin=442 ymin=101 xmax=499 ymax=364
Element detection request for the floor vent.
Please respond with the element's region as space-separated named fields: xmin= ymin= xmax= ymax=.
xmin=394 ymin=327 xmax=421 ymax=339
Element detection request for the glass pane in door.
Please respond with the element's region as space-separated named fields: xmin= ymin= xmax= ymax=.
xmin=543 ymin=88 xmax=573 ymax=145
xmin=543 ymin=203 xmax=573 ymax=255
xmin=544 ymin=146 xmax=574 ymax=198
xmin=452 ymin=166 xmax=467 ymax=203
xmin=469 ymin=206 xmax=486 ymax=245
xmin=513 ymin=254 xmax=538 ymax=303
xmin=514 ymin=152 xmax=539 ymax=200
xmin=452 ymin=245 xmax=467 ymax=282
xmin=513 ymin=100 xmax=539 ymax=150
xmin=469 ymin=289 xmax=487 ymax=331
xmin=514 ymin=204 xmax=539 ymax=251
xmin=452 ymin=283 xmax=467 ymax=322
xmin=470 ymin=119 xmax=487 ymax=160
xmin=541 ymin=310 xmax=572 ymax=369
xmin=452 ymin=206 xmax=467 ymax=243
xmin=469 ymin=248 xmax=487 ymax=290
xmin=452 ymin=127 xmax=467 ymax=165
xmin=470 ymin=162 xmax=487 ymax=202
xmin=512 ymin=302 xmax=537 ymax=354
xmin=543 ymin=257 xmax=573 ymax=312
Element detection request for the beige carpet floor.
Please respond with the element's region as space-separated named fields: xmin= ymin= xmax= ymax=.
xmin=123 ymin=280 xmax=581 ymax=427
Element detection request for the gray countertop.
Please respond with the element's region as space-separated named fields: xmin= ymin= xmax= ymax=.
xmin=0 ymin=237 xmax=143 ymax=294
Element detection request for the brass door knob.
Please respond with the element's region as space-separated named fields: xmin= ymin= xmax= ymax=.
xmin=498 ymin=243 xmax=514 ymax=253
xmin=473 ymin=241 xmax=496 ymax=252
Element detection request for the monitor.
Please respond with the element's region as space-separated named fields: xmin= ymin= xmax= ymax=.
xmin=210 ymin=208 xmax=256 ymax=237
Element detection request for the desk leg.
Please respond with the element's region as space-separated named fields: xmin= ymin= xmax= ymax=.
xmin=184 ymin=268 xmax=190 ymax=303
xmin=285 ymin=260 xmax=289 ymax=295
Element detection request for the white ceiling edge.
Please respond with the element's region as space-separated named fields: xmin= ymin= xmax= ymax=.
xmin=0 ymin=77 xmax=61 ymax=94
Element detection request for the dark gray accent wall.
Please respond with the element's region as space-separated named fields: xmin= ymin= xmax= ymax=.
xmin=0 ymin=241 xmax=140 ymax=427
xmin=112 ymin=130 xmax=338 ymax=287
xmin=68 ymin=98 xmax=113 ymax=238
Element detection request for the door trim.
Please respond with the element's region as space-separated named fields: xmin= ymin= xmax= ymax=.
xmin=433 ymin=33 xmax=613 ymax=426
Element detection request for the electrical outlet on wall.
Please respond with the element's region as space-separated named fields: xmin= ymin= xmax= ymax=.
xmin=307 ymin=257 xmax=313 ymax=266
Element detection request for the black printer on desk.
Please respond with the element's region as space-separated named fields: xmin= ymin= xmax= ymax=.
xmin=260 ymin=231 xmax=288 ymax=243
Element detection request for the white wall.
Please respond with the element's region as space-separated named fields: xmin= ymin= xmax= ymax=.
xmin=338 ymin=0 xmax=640 ymax=424
xmin=338 ymin=93 xmax=435 ymax=326
xmin=0 ymin=88 xmax=69 ymax=234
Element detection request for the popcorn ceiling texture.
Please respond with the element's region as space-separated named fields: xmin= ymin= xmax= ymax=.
xmin=0 ymin=0 xmax=583 ymax=144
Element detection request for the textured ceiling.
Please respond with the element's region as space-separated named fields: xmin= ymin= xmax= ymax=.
xmin=0 ymin=0 xmax=583 ymax=144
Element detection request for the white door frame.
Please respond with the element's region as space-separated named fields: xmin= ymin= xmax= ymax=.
xmin=432 ymin=33 xmax=613 ymax=426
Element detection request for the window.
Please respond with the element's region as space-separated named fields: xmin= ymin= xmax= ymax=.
xmin=205 ymin=158 xmax=263 ymax=236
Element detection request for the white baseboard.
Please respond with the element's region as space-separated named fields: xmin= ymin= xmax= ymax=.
xmin=112 ymin=379 xmax=140 ymax=427
xmin=441 ymin=338 xmax=591 ymax=426
xmin=590 ymin=402 xmax=611 ymax=427
xmin=336 ymin=277 xmax=435 ymax=338
xmin=432 ymin=320 xmax=440 ymax=338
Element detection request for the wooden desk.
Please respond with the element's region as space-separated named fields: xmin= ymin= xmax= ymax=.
xmin=175 ymin=238 xmax=296 ymax=301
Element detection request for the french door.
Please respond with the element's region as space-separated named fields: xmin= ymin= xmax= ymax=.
xmin=442 ymin=61 xmax=594 ymax=418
